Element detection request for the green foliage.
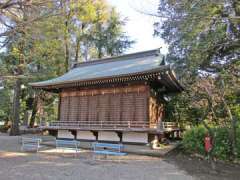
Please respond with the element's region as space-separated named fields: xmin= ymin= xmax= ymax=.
xmin=212 ymin=128 xmax=230 ymax=160
xmin=182 ymin=126 xmax=240 ymax=160
xmin=0 ymin=80 xmax=13 ymax=123
xmin=0 ymin=0 xmax=133 ymax=127
xmin=164 ymin=93 xmax=205 ymax=127
xmin=0 ymin=125 xmax=9 ymax=133
xmin=60 ymin=0 xmax=134 ymax=62
xmin=92 ymin=8 xmax=134 ymax=58
xmin=182 ymin=126 xmax=207 ymax=154
xmin=237 ymin=127 xmax=240 ymax=159
xmin=156 ymin=0 xmax=240 ymax=73
xmin=155 ymin=0 xmax=240 ymax=161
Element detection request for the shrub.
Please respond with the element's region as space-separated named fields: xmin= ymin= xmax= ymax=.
xmin=0 ymin=125 xmax=9 ymax=133
xmin=236 ymin=127 xmax=240 ymax=159
xmin=212 ymin=127 xmax=230 ymax=160
xmin=182 ymin=125 xmax=206 ymax=155
xmin=182 ymin=125 xmax=240 ymax=160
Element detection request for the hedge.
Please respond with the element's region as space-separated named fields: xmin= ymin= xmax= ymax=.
xmin=182 ymin=125 xmax=240 ymax=160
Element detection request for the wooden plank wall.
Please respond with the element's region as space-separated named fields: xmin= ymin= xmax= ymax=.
xmin=59 ymin=85 xmax=149 ymax=124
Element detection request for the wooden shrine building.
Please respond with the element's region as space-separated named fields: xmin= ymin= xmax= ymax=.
xmin=30 ymin=49 xmax=183 ymax=144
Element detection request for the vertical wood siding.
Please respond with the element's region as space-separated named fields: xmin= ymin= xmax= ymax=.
xmin=88 ymin=95 xmax=97 ymax=122
xmin=59 ymin=85 xmax=150 ymax=124
xmin=59 ymin=97 xmax=69 ymax=121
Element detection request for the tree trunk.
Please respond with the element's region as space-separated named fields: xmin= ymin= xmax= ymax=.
xmin=64 ymin=22 xmax=70 ymax=71
xmin=29 ymin=97 xmax=38 ymax=128
xmin=98 ymin=46 xmax=103 ymax=59
xmin=23 ymin=111 xmax=29 ymax=126
xmin=9 ymin=79 xmax=21 ymax=136
xmin=96 ymin=23 xmax=103 ymax=59
xmin=74 ymin=38 xmax=80 ymax=63
xmin=61 ymin=0 xmax=71 ymax=72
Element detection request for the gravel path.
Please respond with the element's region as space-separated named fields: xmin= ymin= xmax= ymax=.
xmin=0 ymin=134 xmax=194 ymax=180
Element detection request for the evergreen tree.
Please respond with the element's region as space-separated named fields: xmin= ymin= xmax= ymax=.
xmin=154 ymin=0 xmax=240 ymax=160
xmin=0 ymin=0 xmax=134 ymax=132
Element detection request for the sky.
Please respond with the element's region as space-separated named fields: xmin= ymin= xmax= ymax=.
xmin=0 ymin=0 xmax=167 ymax=54
xmin=107 ymin=0 xmax=168 ymax=54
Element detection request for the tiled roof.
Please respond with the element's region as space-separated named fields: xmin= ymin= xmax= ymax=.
xmin=30 ymin=49 xmax=166 ymax=87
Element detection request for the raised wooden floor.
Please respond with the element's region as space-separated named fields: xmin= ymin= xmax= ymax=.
xmin=40 ymin=121 xmax=180 ymax=134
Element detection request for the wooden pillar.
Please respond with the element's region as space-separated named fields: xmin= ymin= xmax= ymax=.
xmin=92 ymin=131 xmax=98 ymax=141
xmin=116 ymin=131 xmax=122 ymax=143
xmin=70 ymin=130 xmax=77 ymax=139
xmin=58 ymin=94 xmax=61 ymax=121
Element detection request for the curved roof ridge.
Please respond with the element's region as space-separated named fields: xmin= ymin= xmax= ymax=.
xmin=72 ymin=48 xmax=161 ymax=68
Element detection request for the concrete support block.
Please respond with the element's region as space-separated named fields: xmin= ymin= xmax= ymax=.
xmin=98 ymin=131 xmax=120 ymax=142
xmin=57 ymin=130 xmax=74 ymax=139
xmin=76 ymin=131 xmax=96 ymax=140
xmin=122 ymin=132 xmax=148 ymax=143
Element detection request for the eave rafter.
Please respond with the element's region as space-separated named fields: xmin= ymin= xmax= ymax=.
xmin=33 ymin=71 xmax=163 ymax=92
xmin=32 ymin=67 xmax=183 ymax=93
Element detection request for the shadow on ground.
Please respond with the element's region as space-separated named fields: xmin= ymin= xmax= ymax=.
xmin=164 ymin=148 xmax=240 ymax=180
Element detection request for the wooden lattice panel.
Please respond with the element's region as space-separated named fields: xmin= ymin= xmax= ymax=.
xmin=68 ymin=96 xmax=79 ymax=121
xmin=135 ymin=93 xmax=148 ymax=122
xmin=109 ymin=94 xmax=121 ymax=122
xmin=79 ymin=96 xmax=88 ymax=121
xmin=59 ymin=97 xmax=69 ymax=121
xmin=121 ymin=93 xmax=135 ymax=122
xmin=88 ymin=95 xmax=98 ymax=122
xmin=59 ymin=85 xmax=149 ymax=125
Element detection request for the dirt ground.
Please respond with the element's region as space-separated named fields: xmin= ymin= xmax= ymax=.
xmin=0 ymin=133 xmax=239 ymax=180
xmin=164 ymin=149 xmax=240 ymax=180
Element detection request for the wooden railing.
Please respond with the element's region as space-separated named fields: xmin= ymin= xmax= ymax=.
xmin=161 ymin=122 xmax=179 ymax=130
xmin=41 ymin=121 xmax=179 ymax=131
xmin=46 ymin=121 xmax=153 ymax=129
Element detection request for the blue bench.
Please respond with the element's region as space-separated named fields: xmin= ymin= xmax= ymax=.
xmin=21 ymin=137 xmax=42 ymax=152
xmin=56 ymin=139 xmax=81 ymax=156
xmin=92 ymin=142 xmax=127 ymax=157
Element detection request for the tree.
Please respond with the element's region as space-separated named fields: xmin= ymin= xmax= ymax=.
xmin=0 ymin=0 xmax=56 ymax=48
xmin=58 ymin=0 xmax=134 ymax=66
xmin=0 ymin=0 xmax=64 ymax=134
xmin=154 ymin=0 xmax=240 ymax=160
xmin=93 ymin=8 xmax=134 ymax=58
xmin=0 ymin=0 xmax=134 ymax=133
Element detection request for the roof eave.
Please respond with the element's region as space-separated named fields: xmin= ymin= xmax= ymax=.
xmin=30 ymin=65 xmax=183 ymax=93
xmin=30 ymin=65 xmax=170 ymax=87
